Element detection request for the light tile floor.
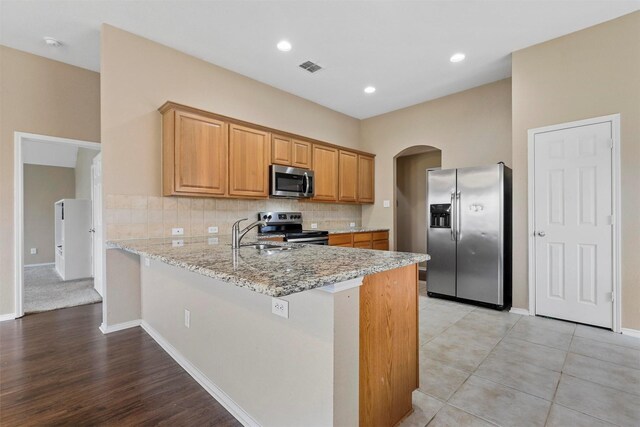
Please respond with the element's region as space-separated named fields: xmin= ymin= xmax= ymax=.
xmin=401 ymin=282 xmax=640 ymax=427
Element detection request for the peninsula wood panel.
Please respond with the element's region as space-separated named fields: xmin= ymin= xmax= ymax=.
xmin=229 ymin=124 xmax=270 ymax=198
xmin=312 ymin=144 xmax=339 ymax=201
xmin=358 ymin=155 xmax=375 ymax=204
xmin=291 ymin=139 xmax=312 ymax=169
xmin=339 ymin=150 xmax=358 ymax=202
xmin=163 ymin=109 xmax=228 ymax=196
xmin=271 ymin=134 xmax=292 ymax=166
xmin=359 ymin=264 xmax=418 ymax=427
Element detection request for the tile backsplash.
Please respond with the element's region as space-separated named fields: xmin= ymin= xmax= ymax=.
xmin=105 ymin=195 xmax=362 ymax=240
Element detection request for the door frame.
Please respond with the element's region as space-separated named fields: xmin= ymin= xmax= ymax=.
xmin=527 ymin=114 xmax=621 ymax=332
xmin=13 ymin=132 xmax=101 ymax=318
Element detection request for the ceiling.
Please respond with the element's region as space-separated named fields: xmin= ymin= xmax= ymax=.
xmin=1 ymin=1 xmax=638 ymax=119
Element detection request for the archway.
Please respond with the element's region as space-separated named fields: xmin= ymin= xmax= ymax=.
xmin=393 ymin=145 xmax=442 ymax=278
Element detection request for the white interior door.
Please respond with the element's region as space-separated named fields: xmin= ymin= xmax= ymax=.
xmin=91 ymin=153 xmax=103 ymax=297
xmin=533 ymin=121 xmax=613 ymax=328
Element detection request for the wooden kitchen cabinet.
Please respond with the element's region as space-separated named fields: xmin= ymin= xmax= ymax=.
xmin=312 ymin=144 xmax=339 ymax=202
xmin=329 ymin=230 xmax=389 ymax=251
xmin=358 ymin=155 xmax=375 ymax=204
xmin=339 ymin=150 xmax=358 ymax=202
xmin=162 ymin=108 xmax=228 ymax=196
xmin=271 ymin=134 xmax=292 ymax=166
xmin=291 ymin=139 xmax=312 ymax=169
xmin=272 ymin=136 xmax=312 ymax=169
xmin=229 ymin=124 xmax=271 ymax=198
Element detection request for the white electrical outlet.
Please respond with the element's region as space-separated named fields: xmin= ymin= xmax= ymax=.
xmin=271 ymin=298 xmax=289 ymax=319
xmin=383 ymin=200 xmax=391 ymax=208
xmin=172 ymin=239 xmax=184 ymax=247
xmin=311 ymin=223 xmax=318 ymax=229
xmin=208 ymin=237 xmax=219 ymax=245
xmin=208 ymin=226 xmax=218 ymax=234
xmin=30 ymin=248 xmax=37 ymax=255
xmin=184 ymin=309 xmax=190 ymax=328
xmin=350 ymin=222 xmax=356 ymax=227
xmin=172 ymin=227 xmax=184 ymax=236
xmin=144 ymin=257 xmax=150 ymax=267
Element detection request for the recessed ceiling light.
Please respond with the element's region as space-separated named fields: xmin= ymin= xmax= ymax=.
xmin=277 ymin=40 xmax=292 ymax=52
xmin=44 ymin=37 xmax=62 ymax=47
xmin=364 ymin=86 xmax=376 ymax=94
xmin=450 ymin=53 xmax=466 ymax=63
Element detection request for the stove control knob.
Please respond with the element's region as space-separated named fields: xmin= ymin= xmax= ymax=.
xmin=267 ymin=215 xmax=272 ymax=220
xmin=262 ymin=215 xmax=268 ymax=220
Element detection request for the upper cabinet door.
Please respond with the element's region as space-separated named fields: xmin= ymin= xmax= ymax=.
xmin=358 ymin=155 xmax=375 ymax=203
xmin=272 ymin=134 xmax=292 ymax=166
xmin=312 ymin=144 xmax=339 ymax=201
xmin=169 ymin=110 xmax=228 ymax=196
xmin=291 ymin=139 xmax=312 ymax=169
xmin=339 ymin=150 xmax=358 ymax=202
xmin=229 ymin=124 xmax=270 ymax=198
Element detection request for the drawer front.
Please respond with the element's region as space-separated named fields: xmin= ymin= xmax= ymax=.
xmin=372 ymin=240 xmax=389 ymax=251
xmin=329 ymin=233 xmax=353 ymax=246
xmin=354 ymin=241 xmax=373 ymax=249
xmin=335 ymin=243 xmax=353 ymax=248
xmin=353 ymin=232 xmax=372 ymax=243
xmin=372 ymin=231 xmax=389 ymax=241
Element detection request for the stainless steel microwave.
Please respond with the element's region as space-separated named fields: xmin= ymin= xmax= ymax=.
xmin=270 ymin=165 xmax=314 ymax=198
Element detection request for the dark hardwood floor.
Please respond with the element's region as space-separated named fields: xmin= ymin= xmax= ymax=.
xmin=0 ymin=303 xmax=240 ymax=426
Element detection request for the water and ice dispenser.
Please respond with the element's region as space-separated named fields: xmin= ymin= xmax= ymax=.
xmin=430 ymin=204 xmax=451 ymax=228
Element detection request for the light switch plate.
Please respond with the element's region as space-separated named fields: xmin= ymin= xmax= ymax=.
xmin=208 ymin=226 xmax=218 ymax=234
xmin=383 ymin=200 xmax=391 ymax=208
xmin=208 ymin=237 xmax=219 ymax=245
xmin=350 ymin=222 xmax=356 ymax=227
xmin=172 ymin=239 xmax=184 ymax=247
xmin=311 ymin=223 xmax=318 ymax=229
xmin=272 ymin=298 xmax=289 ymax=319
xmin=30 ymin=248 xmax=37 ymax=255
xmin=172 ymin=227 xmax=184 ymax=236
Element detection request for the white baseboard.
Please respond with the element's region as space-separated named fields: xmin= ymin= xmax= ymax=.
xmin=99 ymin=319 xmax=141 ymax=334
xmin=621 ymin=328 xmax=640 ymax=339
xmin=24 ymin=262 xmax=55 ymax=267
xmin=0 ymin=313 xmax=17 ymax=322
xmin=510 ymin=307 xmax=531 ymax=316
xmin=140 ymin=320 xmax=259 ymax=427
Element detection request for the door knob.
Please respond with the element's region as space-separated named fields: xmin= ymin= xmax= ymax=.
xmin=537 ymin=231 xmax=546 ymax=237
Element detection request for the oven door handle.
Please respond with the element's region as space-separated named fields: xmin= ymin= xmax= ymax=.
xmin=285 ymin=236 xmax=329 ymax=243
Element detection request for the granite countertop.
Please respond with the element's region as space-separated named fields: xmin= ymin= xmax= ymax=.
xmin=327 ymin=228 xmax=390 ymax=234
xmin=107 ymin=236 xmax=428 ymax=297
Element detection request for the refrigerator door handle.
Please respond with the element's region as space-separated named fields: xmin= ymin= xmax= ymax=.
xmin=456 ymin=191 xmax=461 ymax=241
xmin=450 ymin=191 xmax=456 ymax=241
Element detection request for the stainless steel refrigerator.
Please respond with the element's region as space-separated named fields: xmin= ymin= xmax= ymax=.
xmin=427 ymin=163 xmax=512 ymax=309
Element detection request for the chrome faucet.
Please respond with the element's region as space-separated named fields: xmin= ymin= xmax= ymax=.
xmin=231 ymin=218 xmax=267 ymax=249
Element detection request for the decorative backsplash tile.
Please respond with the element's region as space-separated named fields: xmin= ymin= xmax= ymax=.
xmin=105 ymin=195 xmax=362 ymax=240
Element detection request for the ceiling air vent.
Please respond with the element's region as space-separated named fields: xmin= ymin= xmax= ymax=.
xmin=299 ymin=60 xmax=323 ymax=73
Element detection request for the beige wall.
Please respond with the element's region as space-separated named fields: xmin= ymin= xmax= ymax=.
xmin=23 ymin=165 xmax=76 ymax=264
xmin=360 ymin=79 xmax=512 ymax=248
xmin=512 ymin=12 xmax=640 ymax=329
xmin=75 ymin=147 xmax=100 ymax=199
xmin=396 ymin=151 xmax=442 ymax=255
xmin=0 ymin=46 xmax=100 ymax=316
xmin=100 ymin=25 xmax=360 ymax=198
xmin=100 ymin=25 xmax=361 ymax=326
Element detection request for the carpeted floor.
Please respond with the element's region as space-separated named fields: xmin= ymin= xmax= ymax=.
xmin=24 ymin=265 xmax=102 ymax=314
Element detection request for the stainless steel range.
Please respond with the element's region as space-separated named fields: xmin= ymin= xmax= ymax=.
xmin=257 ymin=211 xmax=329 ymax=245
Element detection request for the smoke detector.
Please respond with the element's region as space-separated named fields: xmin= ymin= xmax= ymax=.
xmin=299 ymin=60 xmax=323 ymax=73
xmin=44 ymin=37 xmax=62 ymax=47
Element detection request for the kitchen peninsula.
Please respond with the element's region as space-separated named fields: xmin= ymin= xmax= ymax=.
xmin=108 ymin=236 xmax=428 ymax=427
